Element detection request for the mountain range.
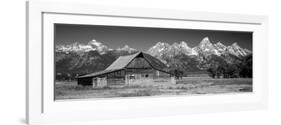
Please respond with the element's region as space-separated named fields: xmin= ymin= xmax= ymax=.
xmin=55 ymin=37 xmax=252 ymax=79
xmin=147 ymin=37 xmax=251 ymax=58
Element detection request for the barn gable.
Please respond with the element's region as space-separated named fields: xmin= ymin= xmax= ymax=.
xmin=126 ymin=56 xmax=152 ymax=69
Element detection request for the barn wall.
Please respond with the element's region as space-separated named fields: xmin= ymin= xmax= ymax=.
xmin=124 ymin=75 xmax=175 ymax=85
xmin=154 ymin=70 xmax=171 ymax=78
xmin=105 ymin=70 xmax=126 ymax=86
xmin=107 ymin=78 xmax=125 ymax=86
xmin=125 ymin=69 xmax=170 ymax=78
xmin=124 ymin=69 xmax=174 ymax=85
xmin=106 ymin=70 xmax=125 ymax=79
xmin=96 ymin=77 xmax=107 ymax=88
xmin=125 ymin=76 xmax=154 ymax=85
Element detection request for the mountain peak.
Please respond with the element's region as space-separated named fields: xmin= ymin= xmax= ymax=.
xmin=123 ymin=45 xmax=130 ymax=49
xmin=179 ymin=41 xmax=189 ymax=48
xmin=155 ymin=42 xmax=170 ymax=47
xmin=88 ymin=39 xmax=102 ymax=47
xmin=227 ymin=42 xmax=249 ymax=57
xmin=172 ymin=41 xmax=191 ymax=50
xmin=215 ymin=42 xmax=226 ymax=48
xmin=198 ymin=37 xmax=214 ymax=48
xmin=117 ymin=45 xmax=137 ymax=53
xmin=149 ymin=42 xmax=171 ymax=52
xmin=231 ymin=42 xmax=240 ymax=48
xmin=203 ymin=37 xmax=209 ymax=41
xmin=194 ymin=37 xmax=220 ymax=56
xmin=199 ymin=37 xmax=212 ymax=46
xmin=216 ymin=42 xmax=224 ymax=46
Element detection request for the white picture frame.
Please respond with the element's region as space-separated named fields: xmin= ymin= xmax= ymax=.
xmin=26 ymin=1 xmax=268 ymax=124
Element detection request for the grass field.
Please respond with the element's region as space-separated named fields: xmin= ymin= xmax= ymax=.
xmin=55 ymin=77 xmax=252 ymax=100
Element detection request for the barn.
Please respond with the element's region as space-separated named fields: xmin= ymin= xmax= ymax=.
xmin=77 ymin=52 xmax=175 ymax=87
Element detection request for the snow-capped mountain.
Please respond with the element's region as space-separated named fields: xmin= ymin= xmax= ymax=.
xmin=214 ymin=42 xmax=227 ymax=55
xmin=56 ymin=39 xmax=110 ymax=54
xmin=227 ymin=42 xmax=249 ymax=57
xmin=56 ymin=42 xmax=92 ymax=52
xmin=147 ymin=42 xmax=171 ymax=57
xmin=147 ymin=37 xmax=251 ymax=58
xmin=146 ymin=37 xmax=252 ymax=71
xmin=171 ymin=41 xmax=198 ymax=55
xmin=147 ymin=41 xmax=199 ymax=59
xmin=117 ymin=45 xmax=137 ymax=53
xmin=56 ymin=37 xmax=251 ymax=60
xmin=88 ymin=39 xmax=111 ymax=54
xmin=56 ymin=39 xmax=138 ymax=54
xmin=193 ymin=37 xmax=219 ymax=56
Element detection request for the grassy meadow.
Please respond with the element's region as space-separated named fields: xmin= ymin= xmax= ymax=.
xmin=55 ymin=77 xmax=252 ymax=100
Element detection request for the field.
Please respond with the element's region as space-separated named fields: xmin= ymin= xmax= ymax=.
xmin=55 ymin=77 xmax=252 ymax=100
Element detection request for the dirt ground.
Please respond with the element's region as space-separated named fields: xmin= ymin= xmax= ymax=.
xmin=55 ymin=77 xmax=252 ymax=100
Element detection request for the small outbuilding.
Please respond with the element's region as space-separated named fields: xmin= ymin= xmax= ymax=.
xmin=77 ymin=52 xmax=174 ymax=87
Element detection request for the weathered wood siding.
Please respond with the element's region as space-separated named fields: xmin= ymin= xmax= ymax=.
xmin=126 ymin=57 xmax=151 ymax=69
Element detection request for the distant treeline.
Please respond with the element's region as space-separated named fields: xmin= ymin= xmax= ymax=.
xmin=207 ymin=54 xmax=252 ymax=78
xmin=171 ymin=54 xmax=252 ymax=79
xmin=56 ymin=73 xmax=79 ymax=81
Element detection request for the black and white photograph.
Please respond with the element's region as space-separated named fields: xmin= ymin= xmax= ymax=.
xmin=54 ymin=24 xmax=253 ymax=100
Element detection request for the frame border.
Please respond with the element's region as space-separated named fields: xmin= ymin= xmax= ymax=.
xmin=26 ymin=1 xmax=268 ymax=124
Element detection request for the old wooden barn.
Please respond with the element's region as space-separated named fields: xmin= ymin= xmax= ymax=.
xmin=77 ymin=52 xmax=175 ymax=87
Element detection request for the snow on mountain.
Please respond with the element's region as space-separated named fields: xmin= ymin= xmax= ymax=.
xmin=244 ymin=48 xmax=252 ymax=55
xmin=56 ymin=39 xmax=140 ymax=55
xmin=227 ymin=42 xmax=248 ymax=57
xmin=173 ymin=41 xmax=190 ymax=50
xmin=56 ymin=40 xmax=110 ymax=54
xmin=147 ymin=37 xmax=251 ymax=59
xmin=214 ymin=42 xmax=227 ymax=55
xmin=171 ymin=41 xmax=198 ymax=55
xmin=214 ymin=42 xmax=227 ymax=50
xmin=147 ymin=42 xmax=172 ymax=58
xmin=198 ymin=37 xmax=213 ymax=49
xmin=88 ymin=39 xmax=110 ymax=53
xmin=147 ymin=41 xmax=199 ymax=58
xmin=117 ymin=45 xmax=137 ymax=53
xmin=193 ymin=37 xmax=219 ymax=56
xmin=55 ymin=42 xmax=91 ymax=52
xmin=56 ymin=39 xmax=111 ymax=54
xmin=57 ymin=37 xmax=251 ymax=59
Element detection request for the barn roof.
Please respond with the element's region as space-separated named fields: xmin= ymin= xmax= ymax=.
xmin=77 ymin=52 xmax=171 ymax=78
xmin=105 ymin=52 xmax=140 ymax=70
xmin=77 ymin=69 xmax=122 ymax=78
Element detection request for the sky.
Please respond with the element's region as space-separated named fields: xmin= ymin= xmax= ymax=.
xmin=54 ymin=24 xmax=252 ymax=51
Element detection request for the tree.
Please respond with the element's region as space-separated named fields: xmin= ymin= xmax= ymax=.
xmin=172 ymin=69 xmax=184 ymax=80
xmin=206 ymin=55 xmax=229 ymax=78
xmin=218 ymin=63 xmax=235 ymax=78
xmin=216 ymin=65 xmax=226 ymax=78
xmin=206 ymin=54 xmax=253 ymax=79
xmin=207 ymin=66 xmax=216 ymax=78
xmin=239 ymin=54 xmax=252 ymax=78
xmin=207 ymin=61 xmax=220 ymax=78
